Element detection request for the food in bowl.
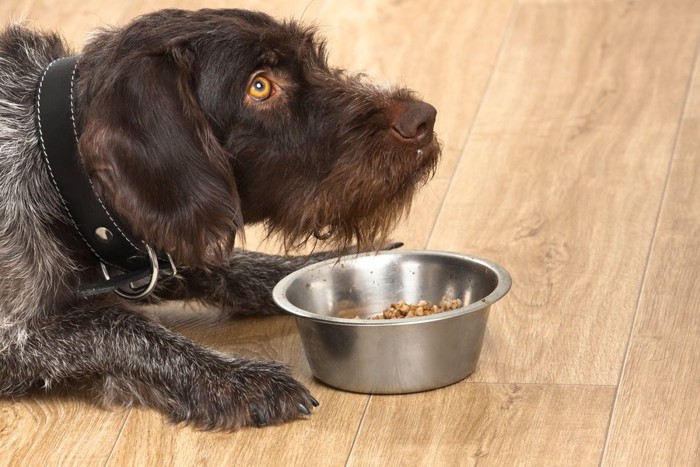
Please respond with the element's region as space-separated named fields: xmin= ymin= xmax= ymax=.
xmin=347 ymin=297 xmax=464 ymax=320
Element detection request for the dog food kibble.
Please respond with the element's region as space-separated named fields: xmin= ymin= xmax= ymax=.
xmin=353 ymin=297 xmax=463 ymax=320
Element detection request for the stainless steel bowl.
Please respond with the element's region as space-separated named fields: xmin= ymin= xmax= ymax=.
xmin=272 ymin=250 xmax=511 ymax=394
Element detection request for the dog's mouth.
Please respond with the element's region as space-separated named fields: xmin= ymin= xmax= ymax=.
xmin=309 ymin=135 xmax=440 ymax=242
xmin=412 ymin=136 xmax=441 ymax=178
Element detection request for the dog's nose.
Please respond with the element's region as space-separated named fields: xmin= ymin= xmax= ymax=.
xmin=390 ymin=101 xmax=437 ymax=144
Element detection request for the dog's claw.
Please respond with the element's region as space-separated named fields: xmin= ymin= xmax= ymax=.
xmin=251 ymin=404 xmax=268 ymax=426
xmin=309 ymin=395 xmax=320 ymax=407
xmin=298 ymin=403 xmax=310 ymax=416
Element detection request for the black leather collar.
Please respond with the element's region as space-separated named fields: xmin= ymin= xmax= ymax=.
xmin=36 ymin=56 xmax=175 ymax=299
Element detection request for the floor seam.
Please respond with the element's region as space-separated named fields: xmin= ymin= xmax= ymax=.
xmin=344 ymin=396 xmax=372 ymax=467
xmin=103 ymin=408 xmax=132 ymax=466
xmin=597 ymin=31 xmax=700 ymax=467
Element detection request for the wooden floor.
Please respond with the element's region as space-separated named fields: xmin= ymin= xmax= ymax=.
xmin=2 ymin=0 xmax=700 ymax=465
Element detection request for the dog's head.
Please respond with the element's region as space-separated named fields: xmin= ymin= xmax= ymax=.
xmin=77 ymin=9 xmax=440 ymax=266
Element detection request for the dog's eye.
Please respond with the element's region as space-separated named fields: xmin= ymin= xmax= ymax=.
xmin=248 ymin=76 xmax=273 ymax=100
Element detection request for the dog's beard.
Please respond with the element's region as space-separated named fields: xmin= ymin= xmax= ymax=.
xmin=263 ymin=137 xmax=440 ymax=254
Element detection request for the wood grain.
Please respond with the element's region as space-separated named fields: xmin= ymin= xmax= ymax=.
xmin=0 ymin=396 xmax=127 ymax=466
xmin=428 ymin=1 xmax=700 ymax=385
xmin=601 ymin=44 xmax=700 ymax=466
xmin=348 ymin=383 xmax=616 ymax=467
xmin=107 ymin=391 xmax=369 ymax=467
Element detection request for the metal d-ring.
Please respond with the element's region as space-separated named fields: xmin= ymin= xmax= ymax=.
xmin=100 ymin=244 xmax=161 ymax=300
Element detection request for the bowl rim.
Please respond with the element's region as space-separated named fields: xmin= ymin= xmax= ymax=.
xmin=272 ymin=249 xmax=512 ymax=326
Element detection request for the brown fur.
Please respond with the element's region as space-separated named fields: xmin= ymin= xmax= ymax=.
xmin=75 ymin=9 xmax=439 ymax=265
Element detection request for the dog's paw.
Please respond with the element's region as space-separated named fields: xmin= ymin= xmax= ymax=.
xmin=234 ymin=360 xmax=319 ymax=428
xmin=167 ymin=358 xmax=317 ymax=430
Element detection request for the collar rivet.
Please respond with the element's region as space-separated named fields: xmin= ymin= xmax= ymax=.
xmin=95 ymin=227 xmax=113 ymax=243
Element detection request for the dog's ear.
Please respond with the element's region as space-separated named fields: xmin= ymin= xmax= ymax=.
xmin=80 ymin=45 xmax=243 ymax=267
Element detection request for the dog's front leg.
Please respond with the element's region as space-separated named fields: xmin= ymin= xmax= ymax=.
xmin=153 ymin=248 xmax=347 ymax=316
xmin=154 ymin=244 xmax=403 ymax=316
xmin=0 ymin=303 xmax=317 ymax=429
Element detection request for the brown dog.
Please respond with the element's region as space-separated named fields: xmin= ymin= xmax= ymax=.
xmin=0 ymin=9 xmax=439 ymax=429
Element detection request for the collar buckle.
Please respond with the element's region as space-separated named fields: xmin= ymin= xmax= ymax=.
xmin=99 ymin=244 xmax=177 ymax=300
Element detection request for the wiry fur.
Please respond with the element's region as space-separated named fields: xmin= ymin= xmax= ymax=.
xmin=0 ymin=9 xmax=439 ymax=430
xmin=0 ymin=26 xmax=79 ymax=333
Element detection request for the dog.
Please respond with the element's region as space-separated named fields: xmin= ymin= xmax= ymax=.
xmin=0 ymin=9 xmax=439 ymax=430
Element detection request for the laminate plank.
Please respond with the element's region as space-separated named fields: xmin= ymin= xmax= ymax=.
xmin=0 ymin=397 xmax=128 ymax=466
xmin=601 ymin=45 xmax=700 ymax=466
xmin=107 ymin=393 xmax=369 ymax=467
xmin=524 ymin=0 xmax=699 ymax=4
xmin=5 ymin=0 xmax=313 ymax=47
xmin=348 ymin=383 xmax=616 ymax=467
xmin=428 ymin=1 xmax=700 ymax=385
